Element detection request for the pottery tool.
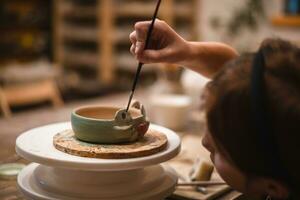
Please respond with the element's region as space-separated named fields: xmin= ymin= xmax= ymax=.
xmin=176 ymin=170 xmax=208 ymax=194
xmin=126 ymin=0 xmax=162 ymax=112
xmin=172 ymin=185 xmax=232 ymax=200
xmin=189 ymin=159 xmax=214 ymax=181
xmin=177 ymin=181 xmax=226 ymax=187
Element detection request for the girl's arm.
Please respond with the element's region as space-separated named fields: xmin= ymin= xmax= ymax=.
xmin=130 ymin=20 xmax=238 ymax=78
xmin=180 ymin=42 xmax=238 ymax=78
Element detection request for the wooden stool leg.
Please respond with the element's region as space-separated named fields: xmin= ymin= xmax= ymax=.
xmin=51 ymin=92 xmax=64 ymax=108
xmin=0 ymin=89 xmax=11 ymax=118
xmin=49 ymin=80 xmax=64 ymax=108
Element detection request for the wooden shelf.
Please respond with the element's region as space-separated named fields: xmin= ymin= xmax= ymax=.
xmin=114 ymin=27 xmax=132 ymax=44
xmin=63 ymin=50 xmax=98 ymax=67
xmin=0 ymin=25 xmax=50 ymax=31
xmin=115 ymin=2 xmax=193 ymax=19
xmin=60 ymin=2 xmax=96 ymax=18
xmin=62 ymin=25 xmax=99 ymax=42
xmin=175 ymin=3 xmax=193 ymax=19
xmin=115 ymin=2 xmax=156 ymax=18
xmin=271 ymin=15 xmax=300 ymax=27
xmin=116 ymin=53 xmax=157 ymax=73
xmin=53 ymin=0 xmax=199 ymax=91
xmin=0 ymin=0 xmax=52 ymax=62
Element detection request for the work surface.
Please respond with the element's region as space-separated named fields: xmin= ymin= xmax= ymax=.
xmin=0 ymin=91 xmax=240 ymax=200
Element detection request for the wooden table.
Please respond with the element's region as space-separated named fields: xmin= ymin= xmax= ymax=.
xmin=0 ymin=91 xmax=239 ymax=200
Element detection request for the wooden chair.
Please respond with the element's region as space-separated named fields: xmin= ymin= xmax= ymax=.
xmin=0 ymin=60 xmax=64 ymax=119
xmin=0 ymin=79 xmax=63 ymax=118
xmin=0 ymin=87 xmax=11 ymax=118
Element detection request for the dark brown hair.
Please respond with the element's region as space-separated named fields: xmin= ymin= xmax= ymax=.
xmin=205 ymin=38 xmax=300 ymax=195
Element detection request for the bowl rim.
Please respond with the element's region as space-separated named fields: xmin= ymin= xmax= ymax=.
xmin=71 ymin=105 xmax=143 ymax=122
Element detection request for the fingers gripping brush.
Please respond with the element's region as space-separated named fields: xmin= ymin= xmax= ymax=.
xmin=126 ymin=0 xmax=162 ymax=112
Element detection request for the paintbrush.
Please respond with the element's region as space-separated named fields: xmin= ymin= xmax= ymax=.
xmin=126 ymin=0 xmax=162 ymax=112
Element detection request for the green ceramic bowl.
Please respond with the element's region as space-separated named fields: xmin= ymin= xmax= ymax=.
xmin=71 ymin=101 xmax=149 ymax=144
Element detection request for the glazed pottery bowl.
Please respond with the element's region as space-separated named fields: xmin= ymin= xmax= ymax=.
xmin=71 ymin=101 xmax=149 ymax=144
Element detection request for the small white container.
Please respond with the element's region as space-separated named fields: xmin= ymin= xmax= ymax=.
xmin=181 ymin=69 xmax=209 ymax=109
xmin=149 ymin=94 xmax=191 ymax=130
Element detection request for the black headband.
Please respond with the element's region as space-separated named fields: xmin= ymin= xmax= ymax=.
xmin=250 ymin=49 xmax=292 ymax=186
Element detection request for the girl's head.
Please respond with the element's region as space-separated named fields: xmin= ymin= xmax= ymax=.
xmin=202 ymin=38 xmax=300 ymax=199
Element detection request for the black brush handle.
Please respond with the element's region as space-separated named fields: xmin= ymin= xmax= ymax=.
xmin=126 ymin=0 xmax=162 ymax=112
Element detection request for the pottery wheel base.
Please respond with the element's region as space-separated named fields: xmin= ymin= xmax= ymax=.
xmin=18 ymin=163 xmax=177 ymax=200
xmin=53 ymin=129 xmax=168 ymax=159
xmin=16 ymin=122 xmax=181 ymax=199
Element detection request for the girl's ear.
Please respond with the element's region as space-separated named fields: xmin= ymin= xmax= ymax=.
xmin=264 ymin=178 xmax=290 ymax=199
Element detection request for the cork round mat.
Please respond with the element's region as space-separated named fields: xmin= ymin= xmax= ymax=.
xmin=53 ymin=129 xmax=168 ymax=159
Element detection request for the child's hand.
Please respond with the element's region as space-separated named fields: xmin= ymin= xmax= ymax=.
xmin=129 ymin=20 xmax=189 ymax=64
xmin=130 ymin=20 xmax=238 ymax=78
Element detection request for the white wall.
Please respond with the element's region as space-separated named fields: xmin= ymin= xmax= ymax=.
xmin=198 ymin=0 xmax=300 ymax=52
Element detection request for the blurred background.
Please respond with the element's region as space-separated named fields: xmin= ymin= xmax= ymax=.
xmin=0 ymin=1 xmax=299 ymax=198
xmin=0 ymin=0 xmax=299 ymax=118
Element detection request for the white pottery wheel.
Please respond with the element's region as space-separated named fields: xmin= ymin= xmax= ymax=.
xmin=16 ymin=122 xmax=181 ymax=200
